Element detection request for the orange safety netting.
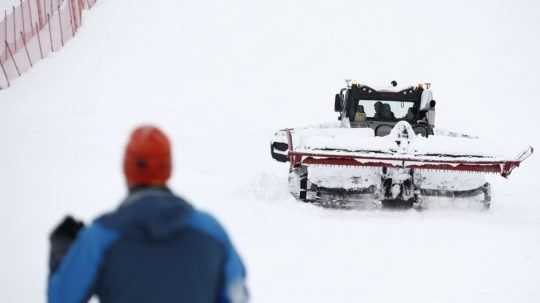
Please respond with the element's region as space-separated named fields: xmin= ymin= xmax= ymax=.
xmin=0 ymin=0 xmax=97 ymax=89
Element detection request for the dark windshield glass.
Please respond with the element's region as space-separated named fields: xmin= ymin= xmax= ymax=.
xmin=357 ymin=100 xmax=415 ymax=121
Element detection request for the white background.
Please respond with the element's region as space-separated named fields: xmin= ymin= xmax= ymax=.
xmin=1 ymin=0 xmax=539 ymax=302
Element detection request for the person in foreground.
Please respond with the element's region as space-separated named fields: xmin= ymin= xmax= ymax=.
xmin=47 ymin=125 xmax=248 ymax=303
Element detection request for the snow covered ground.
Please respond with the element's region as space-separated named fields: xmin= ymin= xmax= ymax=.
xmin=1 ymin=0 xmax=540 ymax=302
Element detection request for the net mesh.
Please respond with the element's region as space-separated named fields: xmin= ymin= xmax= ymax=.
xmin=0 ymin=0 xmax=97 ymax=89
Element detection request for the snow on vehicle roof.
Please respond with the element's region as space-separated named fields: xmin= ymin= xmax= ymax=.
xmin=372 ymin=84 xmax=415 ymax=92
xmin=346 ymin=80 xmax=430 ymax=92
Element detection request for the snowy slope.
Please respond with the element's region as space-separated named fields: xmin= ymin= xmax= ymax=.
xmin=1 ymin=0 xmax=540 ymax=302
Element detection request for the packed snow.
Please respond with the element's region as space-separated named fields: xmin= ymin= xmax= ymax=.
xmin=282 ymin=124 xmax=531 ymax=160
xmin=1 ymin=0 xmax=540 ymax=302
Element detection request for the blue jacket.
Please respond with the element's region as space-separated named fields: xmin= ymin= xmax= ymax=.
xmin=48 ymin=188 xmax=248 ymax=303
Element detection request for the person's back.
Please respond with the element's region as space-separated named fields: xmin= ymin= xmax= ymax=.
xmin=380 ymin=103 xmax=396 ymax=120
xmin=47 ymin=126 xmax=248 ymax=303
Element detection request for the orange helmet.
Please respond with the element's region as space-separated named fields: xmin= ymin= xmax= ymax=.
xmin=123 ymin=125 xmax=172 ymax=188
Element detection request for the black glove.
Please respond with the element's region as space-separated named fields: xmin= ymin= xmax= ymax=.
xmin=48 ymin=216 xmax=85 ymax=275
xmin=50 ymin=216 xmax=85 ymax=240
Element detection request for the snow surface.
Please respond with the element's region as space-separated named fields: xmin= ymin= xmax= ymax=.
xmin=1 ymin=0 xmax=540 ymax=302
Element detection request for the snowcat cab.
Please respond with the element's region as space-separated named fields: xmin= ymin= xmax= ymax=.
xmin=334 ymin=81 xmax=436 ymax=137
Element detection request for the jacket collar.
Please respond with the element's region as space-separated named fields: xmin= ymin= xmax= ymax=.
xmin=121 ymin=186 xmax=173 ymax=208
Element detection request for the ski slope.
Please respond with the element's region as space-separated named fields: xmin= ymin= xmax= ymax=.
xmin=1 ymin=0 xmax=540 ymax=302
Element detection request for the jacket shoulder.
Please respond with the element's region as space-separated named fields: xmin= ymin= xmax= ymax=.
xmin=184 ymin=211 xmax=230 ymax=244
xmin=48 ymin=223 xmax=120 ymax=303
